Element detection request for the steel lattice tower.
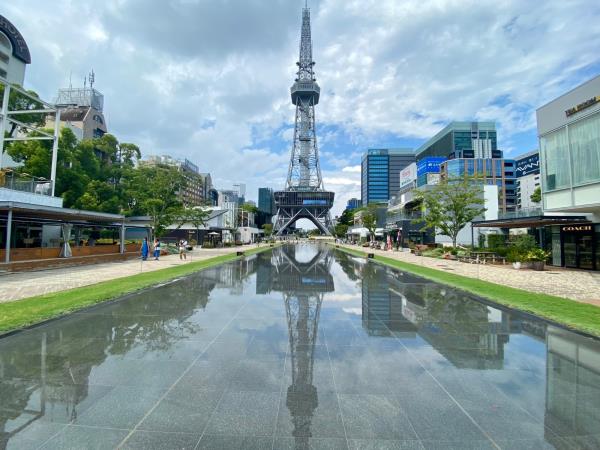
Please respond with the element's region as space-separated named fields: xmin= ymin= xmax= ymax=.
xmin=267 ymin=245 xmax=333 ymax=448
xmin=273 ymin=5 xmax=334 ymax=236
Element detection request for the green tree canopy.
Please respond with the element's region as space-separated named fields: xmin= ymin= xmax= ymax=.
xmin=415 ymin=178 xmax=486 ymax=247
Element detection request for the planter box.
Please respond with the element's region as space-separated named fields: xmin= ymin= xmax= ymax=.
xmin=530 ymin=261 xmax=545 ymax=271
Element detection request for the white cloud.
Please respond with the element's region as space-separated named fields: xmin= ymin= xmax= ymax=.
xmin=6 ymin=0 xmax=600 ymax=213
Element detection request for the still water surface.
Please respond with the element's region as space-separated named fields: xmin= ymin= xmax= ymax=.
xmin=0 ymin=244 xmax=599 ymax=449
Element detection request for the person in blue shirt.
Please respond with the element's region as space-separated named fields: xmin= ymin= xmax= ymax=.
xmin=141 ymin=237 xmax=149 ymax=260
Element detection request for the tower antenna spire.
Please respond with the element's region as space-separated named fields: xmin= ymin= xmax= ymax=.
xmin=273 ymin=5 xmax=334 ymax=236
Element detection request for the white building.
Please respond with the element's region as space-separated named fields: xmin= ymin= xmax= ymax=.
xmin=0 ymin=15 xmax=30 ymax=85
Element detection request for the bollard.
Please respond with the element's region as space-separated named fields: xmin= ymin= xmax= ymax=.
xmin=367 ymin=253 xmax=374 ymax=259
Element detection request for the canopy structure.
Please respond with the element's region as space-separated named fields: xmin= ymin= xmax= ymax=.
xmin=472 ymin=214 xmax=590 ymax=228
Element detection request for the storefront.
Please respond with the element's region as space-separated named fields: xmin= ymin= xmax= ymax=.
xmin=559 ymin=223 xmax=600 ymax=270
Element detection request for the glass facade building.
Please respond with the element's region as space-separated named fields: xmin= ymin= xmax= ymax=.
xmin=258 ymin=187 xmax=274 ymax=215
xmin=440 ymin=158 xmax=516 ymax=212
xmin=536 ymin=74 xmax=600 ymax=270
xmin=361 ymin=149 xmax=415 ymax=206
xmin=416 ymin=122 xmax=501 ymax=160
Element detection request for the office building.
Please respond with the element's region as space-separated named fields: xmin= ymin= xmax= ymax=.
xmin=537 ymin=74 xmax=600 ymax=270
xmin=515 ymin=151 xmax=541 ymax=210
xmin=440 ymin=158 xmax=516 ymax=212
xmin=47 ymin=81 xmax=108 ymax=142
xmin=346 ymin=198 xmax=361 ymax=210
xmin=140 ymin=155 xmax=204 ymax=206
xmin=0 ymin=15 xmax=30 ymax=85
xmin=258 ymin=187 xmax=275 ymax=215
xmin=416 ymin=122 xmax=501 ymax=160
xmin=361 ymin=148 xmax=414 ymax=206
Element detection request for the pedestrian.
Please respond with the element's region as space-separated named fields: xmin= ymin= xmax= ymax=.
xmin=179 ymin=239 xmax=187 ymax=260
xmin=141 ymin=237 xmax=149 ymax=260
xmin=153 ymin=238 xmax=161 ymax=260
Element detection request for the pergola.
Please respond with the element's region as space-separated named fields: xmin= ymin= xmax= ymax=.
xmin=0 ymin=201 xmax=131 ymax=263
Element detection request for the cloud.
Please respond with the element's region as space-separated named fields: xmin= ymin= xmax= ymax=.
xmin=5 ymin=0 xmax=600 ymax=216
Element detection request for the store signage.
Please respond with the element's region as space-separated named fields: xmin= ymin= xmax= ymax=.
xmin=565 ymin=96 xmax=600 ymax=117
xmin=0 ymin=15 xmax=31 ymax=64
xmin=400 ymin=162 xmax=417 ymax=188
xmin=516 ymin=154 xmax=539 ymax=177
xmin=561 ymin=225 xmax=592 ymax=232
xmin=417 ymin=157 xmax=446 ymax=176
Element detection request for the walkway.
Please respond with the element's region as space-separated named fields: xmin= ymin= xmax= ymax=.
xmin=340 ymin=244 xmax=600 ymax=307
xmin=0 ymin=245 xmax=261 ymax=304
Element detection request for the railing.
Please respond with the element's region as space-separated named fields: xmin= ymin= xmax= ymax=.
xmin=0 ymin=171 xmax=52 ymax=196
xmin=386 ymin=210 xmax=422 ymax=224
xmin=498 ymin=206 xmax=543 ymax=220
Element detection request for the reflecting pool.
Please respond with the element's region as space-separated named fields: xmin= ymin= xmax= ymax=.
xmin=1 ymin=244 xmax=599 ymax=449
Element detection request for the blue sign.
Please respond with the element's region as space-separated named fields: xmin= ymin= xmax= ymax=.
xmin=303 ymin=200 xmax=327 ymax=205
xmin=516 ymin=153 xmax=539 ymax=177
xmin=417 ymin=157 xmax=446 ymax=176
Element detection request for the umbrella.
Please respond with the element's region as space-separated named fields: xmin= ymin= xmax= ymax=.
xmin=208 ymin=232 xmax=220 ymax=236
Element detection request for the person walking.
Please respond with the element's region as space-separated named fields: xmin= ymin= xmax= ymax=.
xmin=179 ymin=239 xmax=187 ymax=260
xmin=141 ymin=237 xmax=149 ymax=261
xmin=153 ymin=238 xmax=161 ymax=260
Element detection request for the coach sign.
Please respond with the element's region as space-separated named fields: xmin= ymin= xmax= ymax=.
xmin=561 ymin=225 xmax=592 ymax=233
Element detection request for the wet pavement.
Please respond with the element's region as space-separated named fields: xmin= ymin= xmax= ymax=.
xmin=0 ymin=243 xmax=599 ymax=449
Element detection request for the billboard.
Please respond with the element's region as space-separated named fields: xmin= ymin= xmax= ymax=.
xmin=516 ymin=153 xmax=539 ymax=177
xmin=417 ymin=157 xmax=446 ymax=176
xmin=400 ymin=162 xmax=417 ymax=189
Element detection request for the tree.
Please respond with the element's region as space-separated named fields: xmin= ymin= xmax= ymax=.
xmin=262 ymin=223 xmax=273 ymax=237
xmin=415 ymin=178 xmax=486 ymax=247
xmin=334 ymin=223 xmax=348 ymax=238
xmin=126 ymin=165 xmax=185 ymax=237
xmin=337 ymin=208 xmax=355 ymax=226
xmin=361 ymin=206 xmax=378 ymax=242
xmin=530 ymin=186 xmax=541 ymax=204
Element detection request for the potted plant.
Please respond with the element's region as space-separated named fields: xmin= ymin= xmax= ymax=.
xmin=526 ymin=248 xmax=550 ymax=271
xmin=507 ymin=247 xmax=522 ymax=269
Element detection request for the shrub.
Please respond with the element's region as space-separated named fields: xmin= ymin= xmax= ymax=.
xmin=526 ymin=248 xmax=550 ymax=262
xmin=487 ymin=234 xmax=505 ymax=249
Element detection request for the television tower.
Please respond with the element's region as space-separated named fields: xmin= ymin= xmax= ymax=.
xmin=273 ymin=5 xmax=334 ymax=236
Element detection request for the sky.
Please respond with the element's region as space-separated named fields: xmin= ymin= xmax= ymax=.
xmin=4 ymin=0 xmax=600 ymax=217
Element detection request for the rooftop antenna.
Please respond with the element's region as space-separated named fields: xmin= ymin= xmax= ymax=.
xmin=89 ymin=69 xmax=95 ymax=90
xmin=69 ymin=70 xmax=72 ymax=89
xmin=83 ymin=76 xmax=87 ymax=89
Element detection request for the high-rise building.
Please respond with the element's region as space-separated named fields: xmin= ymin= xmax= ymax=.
xmin=258 ymin=188 xmax=274 ymax=215
xmin=140 ymin=155 xmax=204 ymax=206
xmin=361 ymin=148 xmax=414 ymax=206
xmin=48 ymin=78 xmax=108 ymax=142
xmin=440 ymin=158 xmax=516 ymax=212
xmin=514 ymin=151 xmax=540 ymax=210
xmin=0 ymin=15 xmax=30 ymax=85
xmin=415 ymin=122 xmax=501 ymax=160
xmin=346 ymin=198 xmax=361 ymax=210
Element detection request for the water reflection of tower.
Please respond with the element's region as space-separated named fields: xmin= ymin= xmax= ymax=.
xmin=269 ymin=245 xmax=334 ymax=449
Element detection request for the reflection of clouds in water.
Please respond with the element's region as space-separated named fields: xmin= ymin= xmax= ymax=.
xmin=324 ymin=293 xmax=361 ymax=302
xmin=342 ymin=307 xmax=362 ymax=315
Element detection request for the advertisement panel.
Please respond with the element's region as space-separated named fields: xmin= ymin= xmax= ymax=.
xmin=516 ymin=153 xmax=539 ymax=177
xmin=417 ymin=157 xmax=446 ymax=176
xmin=400 ymin=162 xmax=417 ymax=189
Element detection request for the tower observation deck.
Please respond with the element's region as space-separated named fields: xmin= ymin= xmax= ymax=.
xmin=273 ymin=5 xmax=334 ymax=236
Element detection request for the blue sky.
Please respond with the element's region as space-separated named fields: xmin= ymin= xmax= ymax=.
xmin=4 ymin=0 xmax=600 ymax=215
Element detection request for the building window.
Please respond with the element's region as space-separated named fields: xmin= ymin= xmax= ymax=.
xmin=569 ymin=112 xmax=600 ymax=186
xmin=541 ymin=127 xmax=570 ymax=191
xmin=0 ymin=32 xmax=10 ymax=51
xmin=0 ymin=51 xmax=8 ymax=64
xmin=0 ymin=68 xmax=6 ymax=79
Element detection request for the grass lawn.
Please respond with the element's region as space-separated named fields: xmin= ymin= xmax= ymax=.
xmin=333 ymin=244 xmax=600 ymax=338
xmin=0 ymin=245 xmax=276 ymax=336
